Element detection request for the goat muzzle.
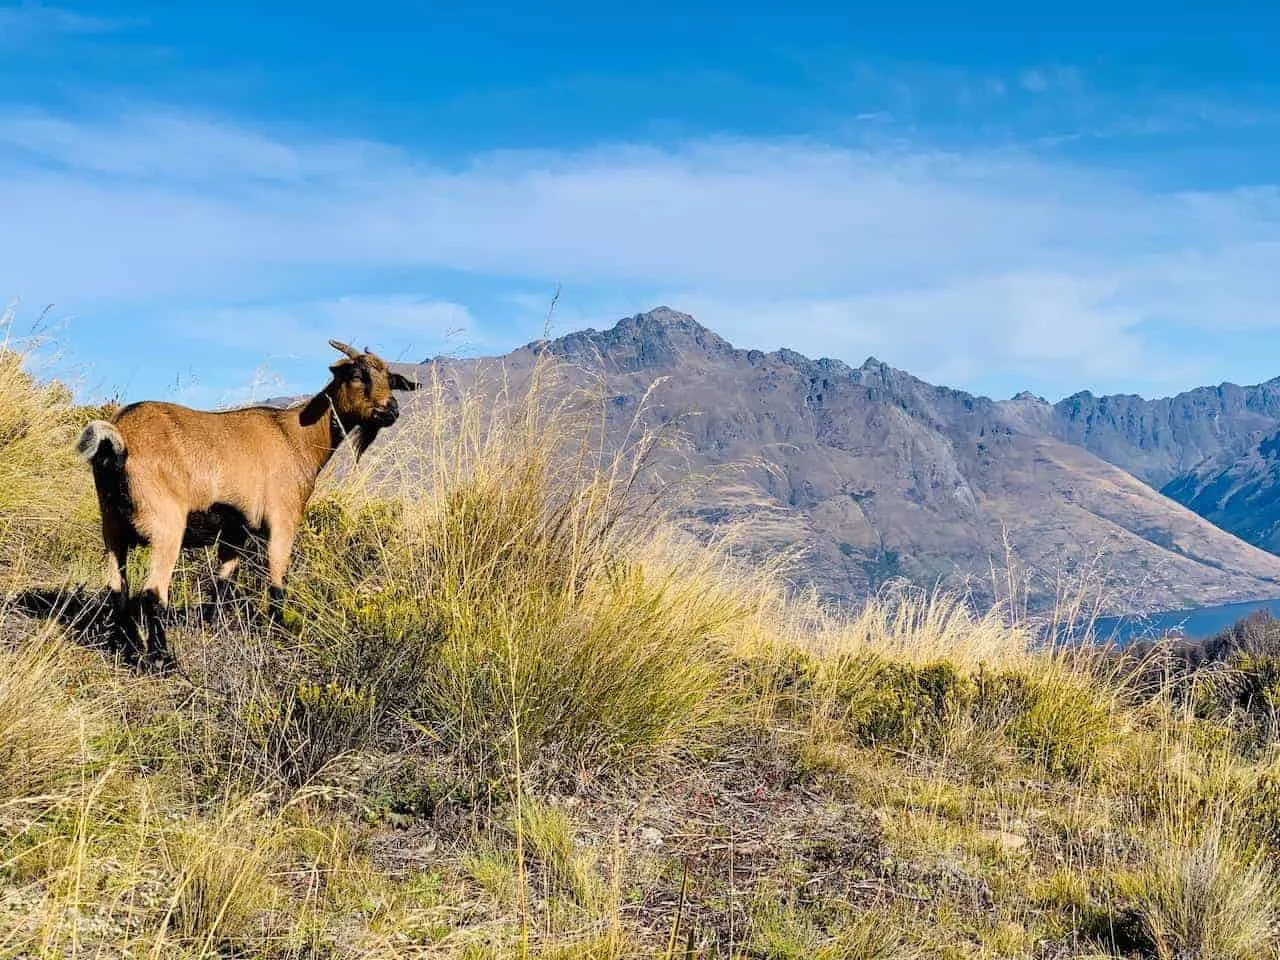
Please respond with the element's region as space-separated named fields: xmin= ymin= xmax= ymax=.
xmin=372 ymin=398 xmax=400 ymax=426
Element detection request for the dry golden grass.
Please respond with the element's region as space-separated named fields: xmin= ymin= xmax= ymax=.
xmin=159 ymin=795 xmax=282 ymax=948
xmin=273 ymin=351 xmax=755 ymax=778
xmin=1121 ymin=809 xmax=1280 ymax=960
xmin=5 ymin=327 xmax=1280 ymax=957
xmin=0 ymin=627 xmax=95 ymax=801
xmin=0 ymin=314 xmax=102 ymax=587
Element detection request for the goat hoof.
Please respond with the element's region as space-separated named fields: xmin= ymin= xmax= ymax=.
xmin=146 ymin=650 xmax=177 ymax=675
xmin=199 ymin=601 xmax=224 ymax=626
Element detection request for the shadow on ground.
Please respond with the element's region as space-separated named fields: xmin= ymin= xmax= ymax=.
xmin=3 ymin=585 xmax=121 ymax=651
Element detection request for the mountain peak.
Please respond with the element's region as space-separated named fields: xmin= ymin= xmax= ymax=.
xmin=613 ymin=307 xmax=732 ymax=347
xmin=538 ymin=307 xmax=735 ymax=371
xmin=629 ymin=305 xmax=700 ymax=329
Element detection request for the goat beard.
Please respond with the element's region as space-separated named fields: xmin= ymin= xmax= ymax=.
xmin=352 ymin=424 xmax=382 ymax=461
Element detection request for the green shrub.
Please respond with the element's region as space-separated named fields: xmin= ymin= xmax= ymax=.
xmin=1188 ymin=655 xmax=1280 ymax=754
xmin=239 ymin=678 xmax=379 ymax=788
xmin=762 ymin=647 xmax=1118 ymax=778
xmin=979 ymin=668 xmax=1118 ymax=778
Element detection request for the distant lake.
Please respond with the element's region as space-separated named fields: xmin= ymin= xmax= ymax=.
xmin=1088 ymin=597 xmax=1280 ymax=647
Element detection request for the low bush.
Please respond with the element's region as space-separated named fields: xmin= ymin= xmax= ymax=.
xmin=757 ymin=645 xmax=1119 ymax=778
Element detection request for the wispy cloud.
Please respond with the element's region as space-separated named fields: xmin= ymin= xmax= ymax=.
xmin=1019 ymin=66 xmax=1083 ymax=95
xmin=166 ymin=295 xmax=484 ymax=363
xmin=0 ymin=3 xmax=127 ymax=45
xmin=2 ymin=106 xmax=1279 ymax=400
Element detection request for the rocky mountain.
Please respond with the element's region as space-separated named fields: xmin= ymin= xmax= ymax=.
xmin=1161 ymin=431 xmax=1280 ymax=555
xmin=1046 ymin=380 xmax=1280 ymax=553
xmin=394 ymin=308 xmax=1280 ymax=615
xmin=1049 ymin=385 xmax=1280 ymax=490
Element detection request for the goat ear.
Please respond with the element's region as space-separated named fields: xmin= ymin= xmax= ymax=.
xmin=388 ymin=372 xmax=419 ymax=392
xmin=329 ymin=358 xmax=357 ymax=379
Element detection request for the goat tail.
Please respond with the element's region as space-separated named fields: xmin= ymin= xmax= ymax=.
xmin=76 ymin=420 xmax=126 ymax=465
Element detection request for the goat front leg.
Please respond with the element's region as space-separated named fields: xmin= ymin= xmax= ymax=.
xmin=265 ymin=520 xmax=299 ymax=628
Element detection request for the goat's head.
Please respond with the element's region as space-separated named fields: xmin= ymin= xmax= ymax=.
xmin=327 ymin=340 xmax=419 ymax=456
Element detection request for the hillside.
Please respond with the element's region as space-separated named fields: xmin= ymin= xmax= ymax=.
xmin=396 ymin=308 xmax=1280 ymax=616
xmin=11 ymin=331 xmax=1280 ymax=959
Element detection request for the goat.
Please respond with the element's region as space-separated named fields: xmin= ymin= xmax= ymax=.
xmin=75 ymin=339 xmax=418 ymax=668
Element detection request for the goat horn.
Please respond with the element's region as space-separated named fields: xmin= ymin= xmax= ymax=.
xmin=328 ymin=340 xmax=360 ymax=360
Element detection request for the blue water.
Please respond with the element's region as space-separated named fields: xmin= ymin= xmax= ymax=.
xmin=1089 ymin=597 xmax=1280 ymax=647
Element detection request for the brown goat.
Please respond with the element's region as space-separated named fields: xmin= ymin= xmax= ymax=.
xmin=75 ymin=339 xmax=418 ymax=668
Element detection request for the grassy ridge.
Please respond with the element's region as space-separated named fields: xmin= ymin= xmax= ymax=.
xmin=5 ymin=330 xmax=1280 ymax=957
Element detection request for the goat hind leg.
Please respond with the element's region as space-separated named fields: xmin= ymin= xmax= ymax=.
xmin=202 ymin=542 xmax=242 ymax=626
xmin=137 ymin=528 xmax=183 ymax=670
xmin=103 ymin=541 xmax=139 ymax=659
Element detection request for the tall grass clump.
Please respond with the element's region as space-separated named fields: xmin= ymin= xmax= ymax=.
xmin=0 ymin=624 xmax=93 ymax=799
xmin=0 ymin=313 xmax=102 ymax=584
xmin=1120 ymin=810 xmax=1280 ymax=960
xmin=275 ymin=352 xmax=752 ymax=783
xmin=754 ymin=585 xmax=1126 ymax=779
xmin=160 ymin=798 xmax=281 ymax=949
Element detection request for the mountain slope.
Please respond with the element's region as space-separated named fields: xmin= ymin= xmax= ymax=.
xmin=1033 ymin=374 xmax=1280 ymax=555
xmin=1161 ymin=429 xmax=1280 ymax=555
xmin=1048 ymin=380 xmax=1280 ymax=491
xmin=396 ymin=308 xmax=1280 ymax=614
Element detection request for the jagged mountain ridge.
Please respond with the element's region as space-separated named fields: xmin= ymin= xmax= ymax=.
xmin=395 ymin=307 xmax=1280 ymax=615
xmin=1049 ymin=380 xmax=1280 ymax=489
xmin=1044 ymin=373 xmax=1280 ymax=556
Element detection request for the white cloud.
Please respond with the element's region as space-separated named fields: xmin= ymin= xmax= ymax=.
xmin=0 ymin=111 xmax=396 ymax=182
xmin=1019 ymin=66 xmax=1083 ymax=95
xmin=2 ymin=106 xmax=1279 ymax=398
xmin=0 ymin=3 xmax=124 ymax=44
xmin=171 ymin=295 xmax=477 ymax=357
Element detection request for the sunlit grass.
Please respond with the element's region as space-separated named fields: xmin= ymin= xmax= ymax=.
xmin=5 ymin=324 xmax=1280 ymax=956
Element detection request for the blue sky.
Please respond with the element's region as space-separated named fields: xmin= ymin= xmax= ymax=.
xmin=2 ymin=1 xmax=1280 ymax=405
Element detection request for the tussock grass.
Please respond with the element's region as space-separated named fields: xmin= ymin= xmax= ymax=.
xmin=0 ymin=628 xmax=93 ymax=800
xmin=9 ymin=326 xmax=1280 ymax=956
xmin=514 ymin=799 xmax=604 ymax=911
xmin=751 ymin=595 xmax=1126 ymax=781
xmin=1121 ymin=810 xmax=1280 ymax=960
xmin=0 ymin=314 xmax=103 ymax=585
xmin=748 ymin=902 xmax=920 ymax=960
xmin=273 ymin=353 xmax=750 ymax=780
xmin=160 ymin=796 xmax=281 ymax=947
xmin=820 ymin=585 xmax=1035 ymax=667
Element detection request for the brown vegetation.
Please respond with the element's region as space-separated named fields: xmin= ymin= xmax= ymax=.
xmin=5 ymin=325 xmax=1280 ymax=958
